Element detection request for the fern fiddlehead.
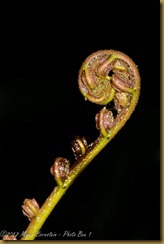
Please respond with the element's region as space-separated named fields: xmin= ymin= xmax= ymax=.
xmin=78 ymin=49 xmax=140 ymax=139
xmin=2 ymin=49 xmax=140 ymax=240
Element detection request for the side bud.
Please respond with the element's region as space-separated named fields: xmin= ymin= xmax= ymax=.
xmin=22 ymin=198 xmax=39 ymax=221
xmin=95 ymin=107 xmax=114 ymax=138
xmin=114 ymin=92 xmax=132 ymax=113
xmin=71 ymin=136 xmax=88 ymax=159
xmin=50 ymin=157 xmax=70 ymax=187
xmin=2 ymin=235 xmax=17 ymax=240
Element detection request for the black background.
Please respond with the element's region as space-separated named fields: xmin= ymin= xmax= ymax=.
xmin=0 ymin=0 xmax=160 ymax=241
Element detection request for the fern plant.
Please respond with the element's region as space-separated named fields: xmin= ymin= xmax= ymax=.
xmin=2 ymin=49 xmax=140 ymax=240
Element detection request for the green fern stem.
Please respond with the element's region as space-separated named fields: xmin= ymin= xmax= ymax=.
xmin=19 ymin=49 xmax=140 ymax=240
xmin=21 ymin=91 xmax=139 ymax=240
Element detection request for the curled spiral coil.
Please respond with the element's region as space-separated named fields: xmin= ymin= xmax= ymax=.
xmin=78 ymin=49 xmax=140 ymax=137
xmin=71 ymin=136 xmax=88 ymax=159
xmin=78 ymin=49 xmax=140 ymax=105
xmin=50 ymin=157 xmax=70 ymax=186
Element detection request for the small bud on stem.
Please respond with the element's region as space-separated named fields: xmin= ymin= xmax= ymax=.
xmin=50 ymin=157 xmax=70 ymax=186
xmin=22 ymin=198 xmax=39 ymax=221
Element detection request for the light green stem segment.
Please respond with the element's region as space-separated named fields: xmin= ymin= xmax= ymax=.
xmin=21 ymin=89 xmax=139 ymax=240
